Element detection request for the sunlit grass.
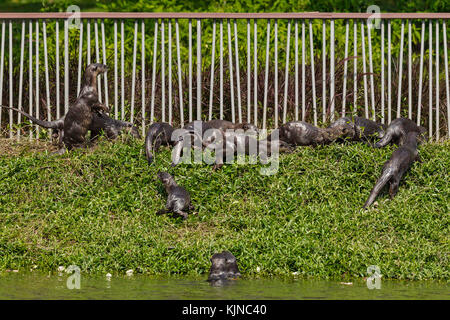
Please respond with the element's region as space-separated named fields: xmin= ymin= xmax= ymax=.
xmin=0 ymin=137 xmax=448 ymax=280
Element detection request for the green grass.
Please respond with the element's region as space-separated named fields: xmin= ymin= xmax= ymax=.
xmin=0 ymin=137 xmax=448 ymax=280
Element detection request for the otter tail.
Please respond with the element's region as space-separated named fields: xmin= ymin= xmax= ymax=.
xmin=0 ymin=105 xmax=64 ymax=129
xmin=363 ymin=169 xmax=393 ymax=209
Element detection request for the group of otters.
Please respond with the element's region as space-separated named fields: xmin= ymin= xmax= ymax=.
xmin=1 ymin=63 xmax=428 ymax=283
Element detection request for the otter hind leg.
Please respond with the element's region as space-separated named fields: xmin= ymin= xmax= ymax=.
xmin=173 ymin=209 xmax=188 ymax=219
xmin=388 ymin=176 xmax=401 ymax=200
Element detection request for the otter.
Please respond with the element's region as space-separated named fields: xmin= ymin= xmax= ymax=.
xmin=89 ymin=112 xmax=140 ymax=141
xmin=145 ymin=122 xmax=175 ymax=164
xmin=156 ymin=171 xmax=193 ymax=219
xmin=1 ymin=106 xmax=140 ymax=146
xmin=5 ymin=64 xmax=110 ymax=153
xmin=208 ymin=251 xmax=241 ymax=286
xmin=374 ymin=118 xmax=427 ymax=148
xmin=206 ymin=130 xmax=292 ymax=170
xmin=206 ymin=119 xmax=259 ymax=133
xmin=328 ymin=116 xmax=386 ymax=142
xmin=268 ymin=121 xmax=352 ymax=146
xmin=58 ymin=63 xmax=109 ymax=153
xmin=363 ymin=131 xmax=420 ymax=209
xmin=171 ymin=120 xmax=262 ymax=167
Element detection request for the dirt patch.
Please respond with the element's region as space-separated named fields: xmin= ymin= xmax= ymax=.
xmin=0 ymin=138 xmax=58 ymax=157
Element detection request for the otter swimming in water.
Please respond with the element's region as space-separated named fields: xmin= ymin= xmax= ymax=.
xmin=157 ymin=171 xmax=193 ymax=219
xmin=207 ymin=251 xmax=241 ymax=286
xmin=363 ymin=131 xmax=421 ymax=208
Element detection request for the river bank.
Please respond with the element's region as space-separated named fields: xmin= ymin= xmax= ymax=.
xmin=0 ymin=138 xmax=448 ymax=280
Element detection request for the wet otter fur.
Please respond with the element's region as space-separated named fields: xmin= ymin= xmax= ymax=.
xmin=206 ymin=119 xmax=259 ymax=133
xmin=363 ymin=131 xmax=420 ymax=209
xmin=1 ymin=106 xmax=140 ymax=145
xmin=170 ymin=120 xmax=229 ymax=167
xmin=329 ymin=116 xmax=386 ymax=142
xmin=206 ymin=130 xmax=292 ymax=170
xmin=58 ymin=63 xmax=109 ymax=153
xmin=89 ymin=112 xmax=140 ymax=141
xmin=2 ymin=64 xmax=113 ymax=153
xmin=145 ymin=122 xmax=175 ymax=164
xmin=208 ymin=251 xmax=241 ymax=286
xmin=268 ymin=121 xmax=353 ymax=146
xmin=374 ymin=118 xmax=427 ymax=148
xmin=157 ymin=171 xmax=193 ymax=219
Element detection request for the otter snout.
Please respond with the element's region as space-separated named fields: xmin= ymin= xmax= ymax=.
xmin=100 ymin=104 xmax=110 ymax=113
xmin=88 ymin=63 xmax=109 ymax=75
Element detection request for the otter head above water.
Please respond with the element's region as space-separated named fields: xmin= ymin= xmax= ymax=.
xmin=208 ymin=251 xmax=241 ymax=285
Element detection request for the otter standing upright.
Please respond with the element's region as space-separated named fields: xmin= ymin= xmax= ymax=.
xmin=58 ymin=63 xmax=109 ymax=153
xmin=0 ymin=108 xmax=140 ymax=145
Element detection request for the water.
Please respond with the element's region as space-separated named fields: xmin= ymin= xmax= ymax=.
xmin=0 ymin=273 xmax=448 ymax=300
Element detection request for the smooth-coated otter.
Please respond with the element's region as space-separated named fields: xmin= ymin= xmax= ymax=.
xmin=157 ymin=171 xmax=193 ymax=219
xmin=363 ymin=131 xmax=420 ymax=208
xmin=374 ymin=118 xmax=427 ymax=148
xmin=59 ymin=63 xmax=109 ymax=153
xmin=170 ymin=120 xmax=231 ymax=167
xmin=207 ymin=251 xmax=241 ymax=285
xmin=328 ymin=116 xmax=386 ymax=142
xmin=145 ymin=122 xmax=175 ymax=164
xmin=206 ymin=119 xmax=259 ymax=133
xmin=89 ymin=112 xmax=140 ymax=141
xmin=0 ymin=106 xmax=139 ymax=145
xmin=205 ymin=130 xmax=292 ymax=170
xmin=268 ymin=121 xmax=353 ymax=146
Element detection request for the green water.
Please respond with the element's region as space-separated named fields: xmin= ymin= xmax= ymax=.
xmin=0 ymin=273 xmax=448 ymax=300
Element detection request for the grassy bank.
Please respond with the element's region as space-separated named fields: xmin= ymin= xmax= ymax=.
xmin=0 ymin=137 xmax=448 ymax=280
